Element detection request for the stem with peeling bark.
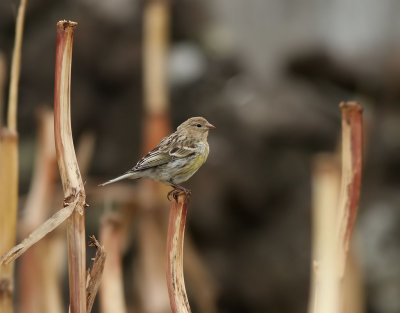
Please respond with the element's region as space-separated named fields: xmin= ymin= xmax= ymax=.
xmin=336 ymin=101 xmax=363 ymax=275
xmin=166 ymin=193 xmax=191 ymax=313
xmin=54 ymin=20 xmax=87 ymax=313
xmin=308 ymin=101 xmax=363 ymax=313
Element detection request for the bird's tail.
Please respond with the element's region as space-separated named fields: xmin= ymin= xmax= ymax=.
xmin=99 ymin=171 xmax=140 ymax=186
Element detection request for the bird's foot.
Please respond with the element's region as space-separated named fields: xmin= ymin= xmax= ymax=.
xmin=167 ymin=185 xmax=191 ymax=202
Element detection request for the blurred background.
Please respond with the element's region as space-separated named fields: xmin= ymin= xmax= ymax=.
xmin=1 ymin=0 xmax=400 ymax=312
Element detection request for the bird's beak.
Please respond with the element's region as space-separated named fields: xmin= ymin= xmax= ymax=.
xmin=206 ymin=122 xmax=216 ymax=130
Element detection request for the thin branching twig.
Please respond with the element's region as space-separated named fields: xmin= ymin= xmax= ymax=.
xmin=86 ymin=236 xmax=106 ymax=313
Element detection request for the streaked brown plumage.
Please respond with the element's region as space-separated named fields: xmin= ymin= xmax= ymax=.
xmin=100 ymin=117 xmax=215 ymax=197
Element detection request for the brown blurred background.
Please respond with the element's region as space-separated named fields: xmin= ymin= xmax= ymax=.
xmin=1 ymin=0 xmax=400 ymax=312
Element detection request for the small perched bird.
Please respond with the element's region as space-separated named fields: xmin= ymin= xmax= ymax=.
xmin=100 ymin=117 xmax=215 ymax=199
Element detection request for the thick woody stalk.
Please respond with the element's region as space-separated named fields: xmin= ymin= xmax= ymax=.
xmin=166 ymin=193 xmax=191 ymax=313
xmin=54 ymin=20 xmax=87 ymax=313
xmin=336 ymin=101 xmax=363 ymax=273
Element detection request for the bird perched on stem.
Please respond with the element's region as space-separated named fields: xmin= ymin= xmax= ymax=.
xmin=100 ymin=117 xmax=215 ymax=200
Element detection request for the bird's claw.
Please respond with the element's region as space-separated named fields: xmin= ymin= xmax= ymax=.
xmin=167 ymin=187 xmax=191 ymax=202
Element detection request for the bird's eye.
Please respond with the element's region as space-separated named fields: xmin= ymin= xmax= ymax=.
xmin=196 ymin=124 xmax=202 ymax=128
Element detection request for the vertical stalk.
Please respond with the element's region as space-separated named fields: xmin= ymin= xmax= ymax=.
xmin=8 ymin=0 xmax=28 ymax=132
xmin=143 ymin=0 xmax=171 ymax=152
xmin=54 ymin=20 xmax=87 ymax=313
xmin=99 ymin=214 xmax=127 ymax=313
xmin=19 ymin=109 xmax=59 ymax=313
xmin=166 ymin=193 xmax=191 ymax=313
xmin=0 ymin=0 xmax=28 ymax=311
xmin=336 ymin=101 xmax=363 ymax=274
xmin=308 ymin=155 xmax=341 ymax=313
xmin=138 ymin=1 xmax=172 ymax=312
xmin=0 ymin=52 xmax=6 ymax=126
xmin=0 ymin=129 xmax=18 ymax=313
xmin=308 ymin=101 xmax=363 ymax=313
xmin=143 ymin=0 xmax=169 ymax=115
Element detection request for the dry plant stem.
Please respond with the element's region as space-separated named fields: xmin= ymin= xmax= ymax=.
xmin=137 ymin=1 xmax=172 ymax=312
xmin=143 ymin=0 xmax=170 ymax=117
xmin=337 ymin=101 xmax=363 ymax=274
xmin=54 ymin=20 xmax=87 ymax=313
xmin=86 ymin=236 xmax=106 ymax=313
xmin=137 ymin=204 xmax=170 ymax=313
xmin=342 ymin=250 xmax=364 ymax=313
xmin=19 ymin=109 xmax=58 ymax=313
xmin=0 ymin=130 xmax=18 ymax=313
xmin=99 ymin=214 xmax=127 ymax=313
xmin=0 ymin=200 xmax=77 ymax=264
xmin=142 ymin=0 xmax=171 ymax=152
xmin=39 ymin=233 xmax=65 ymax=313
xmin=8 ymin=0 xmax=28 ymax=131
xmin=22 ymin=109 xmax=57 ymax=234
xmin=183 ymin=237 xmax=218 ymax=313
xmin=167 ymin=193 xmax=191 ymax=313
xmin=0 ymin=115 xmax=97 ymax=266
xmin=0 ymin=1 xmax=27 ymax=311
xmin=308 ymin=154 xmax=341 ymax=313
xmin=308 ymin=102 xmax=363 ymax=313
xmin=0 ymin=52 xmax=6 ymax=126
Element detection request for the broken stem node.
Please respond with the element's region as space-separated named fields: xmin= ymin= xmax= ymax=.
xmin=54 ymin=20 xmax=87 ymax=313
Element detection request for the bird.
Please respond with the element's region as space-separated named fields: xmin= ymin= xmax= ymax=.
xmin=100 ymin=116 xmax=215 ymax=199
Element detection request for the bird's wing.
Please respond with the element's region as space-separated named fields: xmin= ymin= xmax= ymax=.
xmin=169 ymin=145 xmax=197 ymax=158
xmin=130 ymin=136 xmax=197 ymax=172
xmin=131 ymin=148 xmax=172 ymax=171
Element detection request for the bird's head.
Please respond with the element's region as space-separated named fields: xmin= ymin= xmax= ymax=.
xmin=177 ymin=117 xmax=215 ymax=139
